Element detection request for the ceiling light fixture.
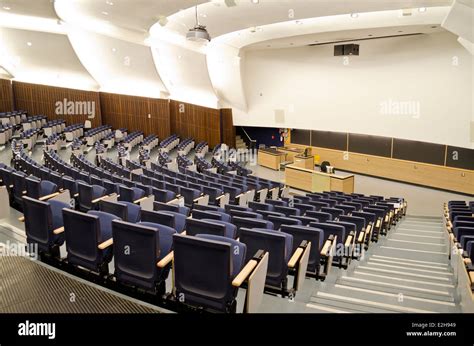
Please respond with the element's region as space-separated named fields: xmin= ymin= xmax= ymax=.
xmin=418 ymin=7 xmax=426 ymax=12
xmin=186 ymin=6 xmax=211 ymax=42
xmin=26 ymin=42 xmax=32 ymax=46
xmin=3 ymin=6 xmax=11 ymax=10
xmin=350 ymin=13 xmax=358 ymax=18
xmin=102 ymin=11 xmax=109 ymax=15
xmin=251 ymin=0 xmax=259 ymax=4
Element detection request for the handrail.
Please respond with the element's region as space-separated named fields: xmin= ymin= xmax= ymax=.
xmin=240 ymin=127 xmax=256 ymax=143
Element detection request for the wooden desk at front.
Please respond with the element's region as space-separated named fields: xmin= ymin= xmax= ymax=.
xmin=285 ymin=165 xmax=355 ymax=193
xmin=258 ymin=148 xmax=287 ymax=170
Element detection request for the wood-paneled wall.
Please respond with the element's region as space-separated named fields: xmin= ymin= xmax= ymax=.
xmin=100 ymin=92 xmax=170 ymax=139
xmin=169 ymin=100 xmax=221 ymax=148
xmin=287 ymin=142 xmax=474 ymax=195
xmin=0 ymin=78 xmax=14 ymax=112
xmin=13 ymin=81 xmax=102 ymax=127
xmin=220 ymin=108 xmax=236 ymax=148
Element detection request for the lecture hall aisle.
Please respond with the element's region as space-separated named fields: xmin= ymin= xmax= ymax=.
xmin=307 ymin=216 xmax=461 ymax=313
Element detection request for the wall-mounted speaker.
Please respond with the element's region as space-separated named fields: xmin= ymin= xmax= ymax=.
xmin=334 ymin=43 xmax=359 ymax=56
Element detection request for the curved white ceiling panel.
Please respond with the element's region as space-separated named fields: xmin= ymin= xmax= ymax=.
xmin=0 ymin=27 xmax=98 ymax=90
xmin=68 ymin=29 xmax=167 ymax=98
xmin=165 ymin=0 xmax=451 ymax=41
xmin=0 ymin=0 xmax=58 ymax=20
xmin=56 ymin=0 xmax=207 ymax=34
xmin=151 ymin=41 xmax=218 ymax=108
xmin=207 ymin=43 xmax=247 ymax=111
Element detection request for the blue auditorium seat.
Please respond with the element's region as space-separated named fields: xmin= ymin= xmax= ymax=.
xmin=99 ymin=200 xmax=141 ymax=223
xmin=22 ymin=196 xmax=70 ymax=255
xmin=239 ymin=228 xmax=293 ymax=294
xmin=63 ymin=209 xmax=120 ymax=273
xmin=112 ymin=220 xmax=175 ymax=291
xmin=173 ymin=234 xmax=246 ymax=312
xmin=141 ymin=209 xmax=186 ymax=233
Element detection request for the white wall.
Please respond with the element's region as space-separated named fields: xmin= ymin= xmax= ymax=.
xmin=242 ymin=32 xmax=473 ymax=149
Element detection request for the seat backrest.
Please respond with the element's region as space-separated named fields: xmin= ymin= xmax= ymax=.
xmin=321 ymin=207 xmax=344 ymax=219
xmin=22 ymin=196 xmax=56 ymax=251
xmin=293 ymin=203 xmax=316 ymax=215
xmin=230 ymin=210 xmax=263 ymax=220
xmin=180 ymin=186 xmax=200 ymax=206
xmin=267 ymin=215 xmax=302 ymax=230
xmin=248 ymin=201 xmax=274 ymax=212
xmin=232 ymin=217 xmax=274 ymax=236
xmin=25 ymin=176 xmax=41 ymax=199
xmin=63 ymin=209 xmax=113 ymax=271
xmin=100 ymin=200 xmax=127 ymax=220
xmin=240 ymin=228 xmax=292 ymax=287
xmin=280 ymin=224 xmax=323 ymax=272
xmin=112 ymin=220 xmax=175 ymax=290
xmin=193 ymin=204 xmax=225 ymax=213
xmin=274 ymin=205 xmax=300 ymax=217
xmin=308 ymin=222 xmax=346 ymax=245
xmin=173 ymin=234 xmax=243 ymax=312
xmin=338 ymin=215 xmax=366 ymax=233
xmin=186 ymin=218 xmax=226 ymax=237
xmin=265 ymin=199 xmax=288 ymax=207
xmin=192 ymin=209 xmax=230 ymax=222
xmin=141 ymin=209 xmax=178 ymax=229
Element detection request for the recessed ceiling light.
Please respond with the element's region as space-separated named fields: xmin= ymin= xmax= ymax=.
xmin=350 ymin=13 xmax=358 ymax=18
xmin=102 ymin=11 xmax=109 ymax=15
xmin=3 ymin=6 xmax=11 ymax=10
xmin=418 ymin=7 xmax=426 ymax=12
xmin=178 ymin=55 xmax=182 ymax=59
xmin=106 ymin=1 xmax=114 ymax=5
xmin=251 ymin=0 xmax=259 ymax=3
xmin=111 ymin=47 xmax=116 ymax=52
xmin=26 ymin=42 xmax=32 ymax=46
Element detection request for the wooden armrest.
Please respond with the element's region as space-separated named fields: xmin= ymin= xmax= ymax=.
xmin=193 ymin=195 xmax=205 ymax=202
xmin=39 ymin=192 xmax=60 ymax=201
xmin=22 ymin=190 xmax=27 ymax=194
xmin=366 ymin=224 xmax=372 ymax=234
xmin=18 ymin=216 xmax=25 ymax=222
xmin=73 ymin=193 xmax=79 ymax=197
xmin=91 ymin=195 xmax=109 ymax=204
xmin=464 ymin=258 xmax=472 ymax=266
xmin=344 ymin=234 xmax=354 ymax=247
xmin=167 ymin=197 xmax=181 ymax=204
xmin=53 ymin=227 xmax=64 ymax=235
xmin=357 ymin=231 xmax=365 ymax=243
xmin=215 ymin=194 xmax=225 ymax=200
xmin=134 ymin=196 xmax=149 ymax=204
xmin=157 ymin=251 xmax=174 ymax=268
xmin=384 ymin=215 xmax=388 ymax=223
xmin=320 ymin=239 xmax=332 ymax=256
xmin=288 ymin=248 xmax=303 ymax=269
xmin=376 ymin=219 xmax=381 ymax=228
xmin=469 ymin=271 xmax=474 ymax=284
xmin=98 ymin=238 xmax=113 ymax=250
xmin=232 ymin=259 xmax=257 ymax=287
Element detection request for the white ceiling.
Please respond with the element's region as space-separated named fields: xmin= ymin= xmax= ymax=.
xmin=0 ymin=0 xmax=470 ymax=109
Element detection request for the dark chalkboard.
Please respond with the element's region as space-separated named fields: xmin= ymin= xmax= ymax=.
xmin=291 ymin=129 xmax=311 ymax=146
xmin=392 ymin=139 xmax=446 ymax=166
xmin=446 ymin=146 xmax=474 ymax=170
xmin=348 ymin=133 xmax=392 ymax=157
xmin=311 ymin=130 xmax=347 ymax=151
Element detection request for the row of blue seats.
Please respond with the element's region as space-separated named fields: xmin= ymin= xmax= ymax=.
xmin=64 ymin=123 xmax=84 ymax=141
xmin=445 ymin=201 xmax=474 ymax=262
xmin=177 ymin=154 xmax=194 ymax=170
xmin=142 ymin=134 xmax=159 ymax=150
xmin=0 ymin=123 xmax=14 ymax=145
xmin=194 ymin=141 xmax=208 ymax=156
xmin=0 ymin=110 xmax=27 ymax=126
xmin=21 ymin=115 xmax=47 ymax=131
xmin=84 ymin=125 xmax=112 ymax=146
xmin=159 ymin=134 xmax=179 ymax=152
xmin=194 ymin=155 xmax=213 ymax=172
xmin=19 ymin=192 xmax=271 ymax=313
